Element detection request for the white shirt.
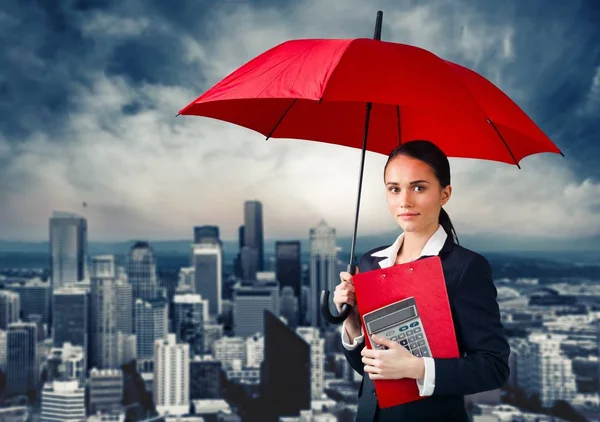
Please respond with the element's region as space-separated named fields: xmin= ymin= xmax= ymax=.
xmin=341 ymin=224 xmax=448 ymax=397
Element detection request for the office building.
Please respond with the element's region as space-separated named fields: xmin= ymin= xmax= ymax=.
xmin=6 ymin=322 xmax=38 ymax=396
xmin=49 ymin=211 xmax=87 ymax=289
xmin=5 ymin=279 xmax=51 ymax=324
xmin=128 ymin=241 xmax=158 ymax=302
xmin=214 ymin=337 xmax=246 ymax=370
xmin=516 ymin=333 xmax=577 ymax=407
xmin=154 ymin=334 xmax=190 ymax=416
xmin=173 ymin=293 xmax=207 ymax=358
xmin=89 ymin=368 xmax=124 ymax=414
xmin=0 ymin=291 xmax=20 ymax=330
xmin=90 ymin=256 xmax=119 ymax=369
xmin=297 ymin=327 xmax=325 ymax=399
xmin=135 ymin=297 xmax=168 ymax=368
xmin=275 ymin=241 xmax=301 ymax=297
xmin=52 ymin=287 xmax=88 ymax=352
xmin=192 ymin=239 xmax=222 ymax=317
xmin=116 ymin=276 xmax=133 ymax=335
xmin=41 ymin=380 xmax=86 ymax=422
xmin=190 ymin=355 xmax=221 ymax=399
xmin=46 ymin=343 xmax=85 ymax=384
xmin=244 ymin=201 xmax=264 ymax=272
xmin=233 ymin=273 xmax=280 ymax=337
xmin=309 ymin=220 xmax=338 ymax=328
xmin=261 ymin=310 xmax=310 ymax=419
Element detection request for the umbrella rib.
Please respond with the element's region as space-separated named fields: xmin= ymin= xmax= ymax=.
xmin=487 ymin=119 xmax=521 ymax=169
xmin=266 ymin=99 xmax=297 ymax=140
xmin=396 ymin=105 xmax=402 ymax=146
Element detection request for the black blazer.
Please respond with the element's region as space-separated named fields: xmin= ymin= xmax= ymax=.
xmin=345 ymin=234 xmax=510 ymax=422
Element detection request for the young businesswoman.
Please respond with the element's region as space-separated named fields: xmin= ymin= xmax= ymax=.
xmin=334 ymin=140 xmax=510 ymax=422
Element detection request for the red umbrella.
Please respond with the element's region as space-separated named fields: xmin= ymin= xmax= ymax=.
xmin=179 ymin=11 xmax=563 ymax=324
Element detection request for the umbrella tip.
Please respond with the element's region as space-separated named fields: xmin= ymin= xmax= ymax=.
xmin=559 ymin=150 xmax=565 ymax=157
xmin=175 ymin=113 xmax=180 ymax=117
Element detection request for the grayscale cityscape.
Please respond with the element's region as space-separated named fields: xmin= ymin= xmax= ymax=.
xmin=0 ymin=203 xmax=598 ymax=421
xmin=2 ymin=1 xmax=600 ymax=421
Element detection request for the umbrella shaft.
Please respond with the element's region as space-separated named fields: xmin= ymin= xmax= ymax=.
xmin=349 ymin=102 xmax=372 ymax=272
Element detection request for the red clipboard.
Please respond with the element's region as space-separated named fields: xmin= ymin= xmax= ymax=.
xmin=352 ymin=256 xmax=459 ymax=408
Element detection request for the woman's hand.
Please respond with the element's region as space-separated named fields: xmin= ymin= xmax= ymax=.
xmin=334 ymin=269 xmax=361 ymax=336
xmin=361 ymin=335 xmax=425 ymax=380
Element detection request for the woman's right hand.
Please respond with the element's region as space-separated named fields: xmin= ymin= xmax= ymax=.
xmin=334 ymin=270 xmax=361 ymax=333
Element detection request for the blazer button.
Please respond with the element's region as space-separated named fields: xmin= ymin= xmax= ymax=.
xmin=372 ymin=389 xmax=377 ymax=396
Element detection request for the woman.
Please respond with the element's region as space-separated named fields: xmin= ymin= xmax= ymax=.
xmin=334 ymin=140 xmax=510 ymax=422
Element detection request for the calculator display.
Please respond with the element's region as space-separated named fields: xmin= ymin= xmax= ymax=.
xmin=368 ymin=306 xmax=415 ymax=332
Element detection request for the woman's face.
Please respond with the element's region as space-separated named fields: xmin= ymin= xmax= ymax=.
xmin=384 ymin=155 xmax=451 ymax=234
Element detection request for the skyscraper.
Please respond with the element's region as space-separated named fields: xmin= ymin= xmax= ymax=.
xmin=244 ymin=200 xmax=264 ymax=272
xmin=90 ymin=255 xmax=119 ymax=370
xmin=154 ymin=334 xmax=190 ymax=416
xmin=49 ymin=211 xmax=87 ymax=289
xmin=135 ymin=297 xmax=168 ymax=369
xmin=127 ymin=241 xmax=158 ymax=302
xmin=5 ymin=279 xmax=51 ymax=324
xmin=116 ymin=275 xmax=133 ymax=335
xmin=233 ymin=273 xmax=280 ymax=337
xmin=261 ymin=310 xmax=310 ymax=420
xmin=0 ymin=291 xmax=20 ymax=330
xmin=309 ymin=220 xmax=338 ymax=328
xmin=275 ymin=241 xmax=302 ymax=297
xmin=173 ymin=293 xmax=207 ymax=358
xmin=192 ymin=229 xmax=222 ymax=317
xmin=6 ymin=322 xmax=38 ymax=396
xmin=52 ymin=287 xmax=88 ymax=353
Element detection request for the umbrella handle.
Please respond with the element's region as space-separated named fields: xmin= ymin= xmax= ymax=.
xmin=320 ymin=262 xmax=356 ymax=324
xmin=320 ymin=290 xmax=352 ymax=324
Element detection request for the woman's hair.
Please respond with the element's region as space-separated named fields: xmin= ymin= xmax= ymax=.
xmin=384 ymin=140 xmax=459 ymax=244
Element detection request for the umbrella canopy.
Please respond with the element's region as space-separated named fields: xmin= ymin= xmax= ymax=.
xmin=179 ymin=11 xmax=563 ymax=324
xmin=179 ymin=38 xmax=562 ymax=166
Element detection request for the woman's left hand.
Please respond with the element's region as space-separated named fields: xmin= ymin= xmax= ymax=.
xmin=361 ymin=335 xmax=425 ymax=380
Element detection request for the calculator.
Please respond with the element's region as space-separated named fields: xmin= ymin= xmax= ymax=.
xmin=362 ymin=297 xmax=432 ymax=358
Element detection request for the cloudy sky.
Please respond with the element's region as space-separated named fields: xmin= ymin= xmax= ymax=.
xmin=1 ymin=0 xmax=599 ymax=249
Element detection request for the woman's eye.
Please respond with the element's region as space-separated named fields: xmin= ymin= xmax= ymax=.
xmin=389 ymin=187 xmax=399 ymax=193
xmin=414 ymin=185 xmax=425 ymax=192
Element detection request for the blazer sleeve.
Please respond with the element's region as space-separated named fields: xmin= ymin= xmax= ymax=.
xmin=342 ymin=254 xmax=371 ymax=376
xmin=433 ymin=253 xmax=510 ymax=396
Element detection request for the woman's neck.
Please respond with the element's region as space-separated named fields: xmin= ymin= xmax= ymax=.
xmin=397 ymin=223 xmax=439 ymax=263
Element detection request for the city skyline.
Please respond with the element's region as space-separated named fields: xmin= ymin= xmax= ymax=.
xmin=0 ymin=1 xmax=599 ymax=249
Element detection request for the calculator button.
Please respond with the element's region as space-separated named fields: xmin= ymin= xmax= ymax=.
xmin=413 ymin=327 xmax=421 ymax=333
xmin=418 ymin=340 xmax=425 ymax=347
xmin=398 ymin=333 xmax=405 ymax=339
xmin=410 ymin=321 xmax=419 ymax=327
xmin=391 ymin=336 xmax=398 ymax=341
xmin=408 ymin=336 xmax=415 ymax=343
xmin=410 ymin=343 xmax=419 ymax=350
xmin=400 ymin=339 xmax=408 ymax=346
xmin=420 ymin=348 xmax=430 ymax=357
xmin=386 ymin=330 xmax=395 ymax=337
xmin=415 ymin=334 xmax=423 ymax=341
xmin=399 ymin=326 xmax=408 ymax=332
xmin=406 ymin=330 xmax=413 ymax=336
xmin=413 ymin=349 xmax=422 ymax=357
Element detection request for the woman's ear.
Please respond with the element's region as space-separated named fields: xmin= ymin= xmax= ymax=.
xmin=441 ymin=185 xmax=452 ymax=205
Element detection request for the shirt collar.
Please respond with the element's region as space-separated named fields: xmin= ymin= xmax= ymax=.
xmin=371 ymin=225 xmax=448 ymax=268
